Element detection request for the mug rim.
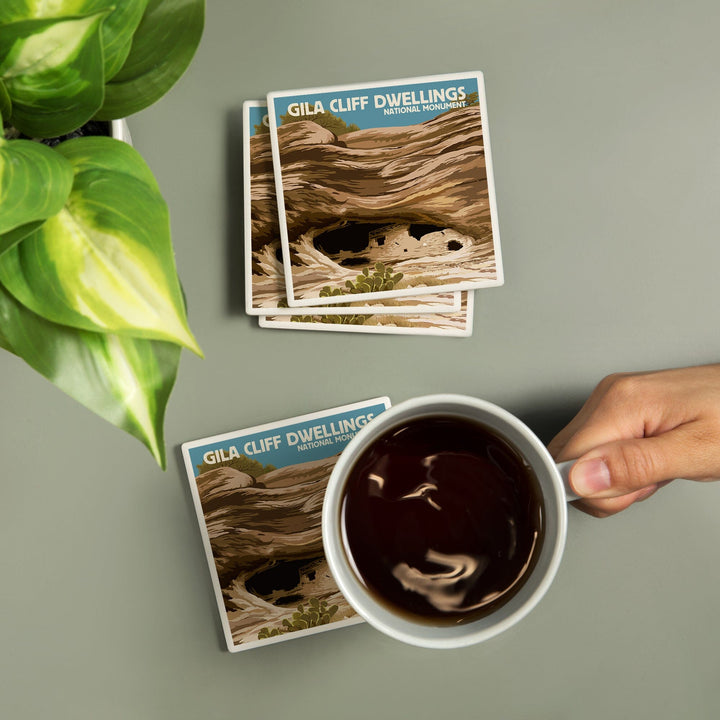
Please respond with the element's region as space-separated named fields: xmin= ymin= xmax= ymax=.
xmin=321 ymin=393 xmax=568 ymax=649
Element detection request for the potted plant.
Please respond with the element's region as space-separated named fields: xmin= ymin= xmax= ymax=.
xmin=0 ymin=0 xmax=205 ymax=468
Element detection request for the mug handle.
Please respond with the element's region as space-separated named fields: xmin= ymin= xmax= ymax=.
xmin=556 ymin=460 xmax=581 ymax=502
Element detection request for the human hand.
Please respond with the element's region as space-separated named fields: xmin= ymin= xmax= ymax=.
xmin=548 ymin=364 xmax=720 ymax=517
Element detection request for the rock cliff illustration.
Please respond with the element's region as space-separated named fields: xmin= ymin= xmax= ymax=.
xmin=264 ymin=284 xmax=472 ymax=334
xmin=194 ymin=456 xmax=356 ymax=646
xmin=250 ymin=105 xmax=499 ymax=303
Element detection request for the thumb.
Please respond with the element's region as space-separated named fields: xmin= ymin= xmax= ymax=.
xmin=569 ymin=430 xmax=692 ymax=499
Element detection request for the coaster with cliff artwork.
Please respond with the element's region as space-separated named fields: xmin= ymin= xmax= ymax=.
xmin=259 ymin=286 xmax=474 ymax=337
xmin=181 ymin=398 xmax=390 ymax=652
xmin=243 ymin=100 xmax=461 ymax=317
xmin=267 ymin=71 xmax=503 ymax=307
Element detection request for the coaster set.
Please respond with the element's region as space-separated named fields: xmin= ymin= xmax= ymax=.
xmin=244 ymin=72 xmax=503 ymax=336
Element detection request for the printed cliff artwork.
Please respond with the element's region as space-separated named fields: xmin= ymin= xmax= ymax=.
xmin=195 ymin=456 xmax=351 ymax=645
xmin=267 ymin=72 xmax=503 ymax=307
xmin=182 ymin=399 xmax=390 ymax=651
xmin=259 ymin=287 xmax=474 ymax=337
xmin=244 ymin=100 xmax=462 ymax=317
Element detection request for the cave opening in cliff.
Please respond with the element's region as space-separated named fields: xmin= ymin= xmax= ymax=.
xmin=408 ymin=223 xmax=445 ymax=240
xmin=313 ymin=222 xmax=388 ymax=255
xmin=245 ymin=557 xmax=322 ymax=600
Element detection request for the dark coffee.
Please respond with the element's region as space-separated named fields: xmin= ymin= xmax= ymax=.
xmin=340 ymin=415 xmax=545 ymax=625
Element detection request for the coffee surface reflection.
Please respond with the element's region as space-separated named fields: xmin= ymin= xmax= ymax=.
xmin=341 ymin=416 xmax=545 ymax=625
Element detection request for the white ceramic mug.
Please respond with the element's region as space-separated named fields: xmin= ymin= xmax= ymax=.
xmin=321 ymin=394 xmax=577 ymax=649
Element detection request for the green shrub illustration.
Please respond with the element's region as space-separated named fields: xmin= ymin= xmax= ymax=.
xmin=344 ymin=262 xmax=403 ymax=295
xmin=195 ymin=454 xmax=275 ymax=477
xmin=279 ymin=107 xmax=360 ymax=136
xmin=256 ymin=626 xmax=284 ymax=639
xmin=257 ymin=598 xmax=339 ymax=640
xmin=273 ymin=262 xmax=403 ymax=326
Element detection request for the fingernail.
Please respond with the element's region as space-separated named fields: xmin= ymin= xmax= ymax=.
xmin=572 ymin=458 xmax=612 ymax=496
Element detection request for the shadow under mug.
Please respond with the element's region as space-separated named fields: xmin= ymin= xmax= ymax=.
xmin=321 ymin=394 xmax=577 ymax=649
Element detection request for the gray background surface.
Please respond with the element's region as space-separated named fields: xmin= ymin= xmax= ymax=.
xmin=2 ymin=1 xmax=720 ymax=717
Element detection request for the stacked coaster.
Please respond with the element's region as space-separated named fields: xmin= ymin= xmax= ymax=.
xmin=243 ymin=72 xmax=503 ymax=337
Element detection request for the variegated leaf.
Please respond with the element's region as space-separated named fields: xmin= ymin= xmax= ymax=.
xmin=0 ymin=1 xmax=149 ymax=81
xmin=0 ymin=281 xmax=179 ymax=468
xmin=0 ymin=135 xmax=73 ymax=235
xmin=0 ymin=12 xmax=107 ymax=137
xmin=0 ymin=136 xmax=202 ymax=355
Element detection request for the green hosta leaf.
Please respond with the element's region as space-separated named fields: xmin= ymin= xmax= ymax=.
xmin=0 ymin=322 xmax=13 ymax=352
xmin=0 ymin=1 xmax=30 ymax=21
xmin=0 ymin=136 xmax=202 ymax=355
xmin=0 ymin=136 xmax=73 ymax=235
xmin=0 ymin=220 xmax=44 ymax=257
xmin=0 ymin=281 xmax=179 ymax=467
xmin=59 ymin=132 xmax=159 ymax=189
xmin=95 ymin=0 xmax=149 ymax=80
xmin=102 ymin=2 xmax=149 ymax=80
xmin=97 ymin=0 xmax=204 ymax=120
xmin=0 ymin=79 xmax=11 ymax=122
xmin=0 ymin=1 xmax=150 ymax=81
xmin=0 ymin=12 xmax=107 ymax=137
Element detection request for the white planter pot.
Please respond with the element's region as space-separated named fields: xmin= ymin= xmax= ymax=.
xmin=111 ymin=119 xmax=132 ymax=145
